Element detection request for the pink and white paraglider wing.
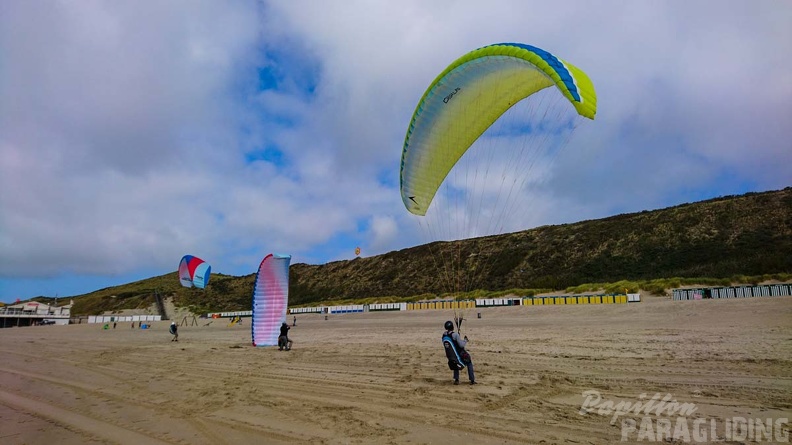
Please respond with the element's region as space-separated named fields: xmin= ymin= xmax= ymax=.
xmin=251 ymin=254 xmax=291 ymax=347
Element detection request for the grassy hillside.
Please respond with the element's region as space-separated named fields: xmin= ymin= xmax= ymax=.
xmin=287 ymin=187 xmax=792 ymax=301
xmin=36 ymin=187 xmax=792 ymax=316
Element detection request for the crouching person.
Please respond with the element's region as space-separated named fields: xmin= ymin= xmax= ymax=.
xmin=278 ymin=322 xmax=293 ymax=351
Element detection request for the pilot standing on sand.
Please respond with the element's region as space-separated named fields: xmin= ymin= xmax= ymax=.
xmin=169 ymin=322 xmax=178 ymax=342
xmin=444 ymin=320 xmax=476 ymax=385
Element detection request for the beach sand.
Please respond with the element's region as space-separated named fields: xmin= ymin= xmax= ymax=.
xmin=1 ymin=296 xmax=790 ymax=444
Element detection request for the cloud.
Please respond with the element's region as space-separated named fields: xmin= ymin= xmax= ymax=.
xmin=0 ymin=1 xmax=262 ymax=277
xmin=366 ymin=215 xmax=400 ymax=253
xmin=1 ymin=0 xmax=790 ymax=300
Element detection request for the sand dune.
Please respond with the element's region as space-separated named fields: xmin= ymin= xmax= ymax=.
xmin=1 ymin=296 xmax=790 ymax=444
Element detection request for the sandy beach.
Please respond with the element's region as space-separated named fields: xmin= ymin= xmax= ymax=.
xmin=1 ymin=296 xmax=790 ymax=444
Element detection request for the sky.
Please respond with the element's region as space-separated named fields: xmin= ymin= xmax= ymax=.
xmin=1 ymin=0 xmax=790 ymax=303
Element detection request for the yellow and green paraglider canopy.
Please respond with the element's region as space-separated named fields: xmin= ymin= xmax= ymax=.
xmin=400 ymin=42 xmax=597 ymax=216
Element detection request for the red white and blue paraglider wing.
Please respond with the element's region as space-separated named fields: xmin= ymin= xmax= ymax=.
xmin=178 ymin=255 xmax=211 ymax=289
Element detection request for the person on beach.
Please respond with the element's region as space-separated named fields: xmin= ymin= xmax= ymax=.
xmin=169 ymin=322 xmax=178 ymax=342
xmin=444 ymin=320 xmax=476 ymax=385
xmin=278 ymin=322 xmax=292 ymax=351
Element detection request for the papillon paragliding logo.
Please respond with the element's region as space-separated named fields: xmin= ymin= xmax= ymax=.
xmin=178 ymin=255 xmax=211 ymax=289
xmin=399 ymin=42 xmax=597 ymax=297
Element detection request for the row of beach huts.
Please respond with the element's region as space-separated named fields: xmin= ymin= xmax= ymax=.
xmin=291 ymin=294 xmax=642 ymax=315
xmin=88 ymin=285 xmax=791 ymax=323
xmin=209 ymin=293 xmax=642 ymax=318
xmin=672 ymin=284 xmax=792 ymax=301
xmin=87 ymin=314 xmax=163 ymax=324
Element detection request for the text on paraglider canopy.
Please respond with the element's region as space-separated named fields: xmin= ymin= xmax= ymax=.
xmin=443 ymin=87 xmax=461 ymax=103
